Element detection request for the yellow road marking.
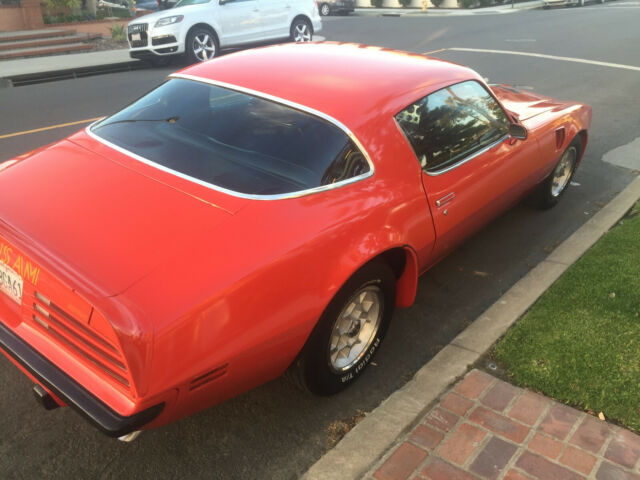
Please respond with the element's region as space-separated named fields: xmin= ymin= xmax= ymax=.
xmin=0 ymin=117 xmax=103 ymax=140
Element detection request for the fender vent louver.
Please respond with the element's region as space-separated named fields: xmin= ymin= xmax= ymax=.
xmin=555 ymin=127 xmax=566 ymax=150
xmin=189 ymin=363 xmax=228 ymax=391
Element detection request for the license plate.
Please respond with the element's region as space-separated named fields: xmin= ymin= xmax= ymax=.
xmin=131 ymin=33 xmax=141 ymax=42
xmin=0 ymin=261 xmax=23 ymax=305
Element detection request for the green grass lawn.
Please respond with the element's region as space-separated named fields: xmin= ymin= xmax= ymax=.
xmin=494 ymin=201 xmax=640 ymax=433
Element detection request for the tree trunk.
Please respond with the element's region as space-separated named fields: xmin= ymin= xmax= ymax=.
xmin=86 ymin=0 xmax=97 ymax=15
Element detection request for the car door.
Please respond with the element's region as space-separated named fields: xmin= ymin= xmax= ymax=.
xmin=215 ymin=0 xmax=263 ymax=46
xmin=395 ymin=80 xmax=541 ymax=262
xmin=258 ymin=0 xmax=290 ymax=39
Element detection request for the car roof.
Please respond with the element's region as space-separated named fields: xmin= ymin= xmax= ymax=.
xmin=175 ymin=42 xmax=479 ymax=134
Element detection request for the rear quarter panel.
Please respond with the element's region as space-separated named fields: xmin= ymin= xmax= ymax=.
xmin=121 ymin=116 xmax=436 ymax=425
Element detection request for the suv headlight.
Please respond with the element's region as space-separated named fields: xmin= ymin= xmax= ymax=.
xmin=155 ymin=15 xmax=184 ymax=27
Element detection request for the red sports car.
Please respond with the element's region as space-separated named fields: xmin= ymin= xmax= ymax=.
xmin=0 ymin=43 xmax=591 ymax=439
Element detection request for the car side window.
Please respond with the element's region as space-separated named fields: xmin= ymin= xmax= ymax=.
xmin=395 ymin=80 xmax=510 ymax=174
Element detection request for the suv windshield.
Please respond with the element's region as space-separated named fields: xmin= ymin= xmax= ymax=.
xmin=91 ymin=78 xmax=370 ymax=197
xmin=174 ymin=0 xmax=209 ymax=6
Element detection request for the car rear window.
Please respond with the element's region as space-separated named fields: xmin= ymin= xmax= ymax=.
xmin=91 ymin=78 xmax=370 ymax=197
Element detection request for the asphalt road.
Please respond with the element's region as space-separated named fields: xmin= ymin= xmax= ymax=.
xmin=1 ymin=4 xmax=639 ymax=479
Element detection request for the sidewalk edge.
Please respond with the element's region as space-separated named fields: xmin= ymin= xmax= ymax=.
xmin=0 ymin=58 xmax=142 ymax=88
xmin=302 ymin=174 xmax=640 ymax=480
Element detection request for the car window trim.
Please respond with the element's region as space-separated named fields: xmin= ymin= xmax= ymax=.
xmin=87 ymin=74 xmax=374 ymax=201
xmin=394 ymin=79 xmax=511 ymax=176
xmin=423 ymin=134 xmax=508 ymax=176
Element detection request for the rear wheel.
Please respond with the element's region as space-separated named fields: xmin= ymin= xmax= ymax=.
xmin=290 ymin=18 xmax=313 ymax=43
xmin=288 ymin=261 xmax=396 ymax=395
xmin=320 ymin=3 xmax=331 ymax=15
xmin=531 ymin=137 xmax=581 ymax=209
xmin=186 ymin=27 xmax=218 ymax=64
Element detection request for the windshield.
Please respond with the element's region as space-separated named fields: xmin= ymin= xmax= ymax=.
xmin=174 ymin=0 xmax=209 ymax=7
xmin=91 ymin=78 xmax=370 ymax=196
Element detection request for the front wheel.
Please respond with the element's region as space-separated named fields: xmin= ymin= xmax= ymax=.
xmin=320 ymin=3 xmax=331 ymax=15
xmin=290 ymin=18 xmax=313 ymax=43
xmin=531 ymin=137 xmax=581 ymax=209
xmin=186 ymin=27 xmax=218 ymax=64
xmin=288 ymin=261 xmax=396 ymax=395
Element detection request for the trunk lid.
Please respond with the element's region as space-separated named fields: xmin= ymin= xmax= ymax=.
xmin=0 ymin=138 xmax=235 ymax=297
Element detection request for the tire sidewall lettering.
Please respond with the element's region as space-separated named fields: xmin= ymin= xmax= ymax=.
xmin=302 ymin=261 xmax=396 ymax=395
xmin=340 ymin=336 xmax=382 ymax=381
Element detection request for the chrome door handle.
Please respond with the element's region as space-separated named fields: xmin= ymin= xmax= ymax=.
xmin=435 ymin=193 xmax=455 ymax=207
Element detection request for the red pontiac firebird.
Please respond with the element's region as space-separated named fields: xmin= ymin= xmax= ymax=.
xmin=0 ymin=43 xmax=591 ymax=439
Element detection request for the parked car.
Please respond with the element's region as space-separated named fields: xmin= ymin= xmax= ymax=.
xmin=126 ymin=0 xmax=321 ymax=64
xmin=317 ymin=0 xmax=354 ymax=16
xmin=97 ymin=0 xmax=130 ymax=9
xmin=543 ymin=0 xmax=605 ymax=7
xmin=0 ymin=43 xmax=591 ymax=439
xmin=133 ymin=0 xmax=178 ymax=11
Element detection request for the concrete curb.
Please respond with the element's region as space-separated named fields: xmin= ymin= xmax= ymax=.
xmin=302 ymin=174 xmax=640 ymax=480
xmin=0 ymin=61 xmax=144 ymax=88
xmin=355 ymin=1 xmax=543 ymax=16
xmin=0 ymin=37 xmax=328 ymax=88
xmin=0 ymin=49 xmax=143 ymax=88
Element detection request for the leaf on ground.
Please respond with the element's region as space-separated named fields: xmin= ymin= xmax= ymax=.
xmin=599 ymin=412 xmax=606 ymax=421
xmin=473 ymin=271 xmax=490 ymax=277
xmin=326 ymin=410 xmax=367 ymax=449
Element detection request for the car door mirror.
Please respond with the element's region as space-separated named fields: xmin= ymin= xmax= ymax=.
xmin=508 ymin=123 xmax=528 ymax=140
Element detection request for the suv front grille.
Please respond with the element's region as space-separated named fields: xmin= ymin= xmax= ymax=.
xmin=128 ymin=23 xmax=149 ymax=48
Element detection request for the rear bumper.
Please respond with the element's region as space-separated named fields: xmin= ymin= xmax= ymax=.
xmin=0 ymin=321 xmax=163 ymax=437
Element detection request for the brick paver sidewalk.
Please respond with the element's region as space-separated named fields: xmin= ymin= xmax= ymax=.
xmin=367 ymin=369 xmax=640 ymax=480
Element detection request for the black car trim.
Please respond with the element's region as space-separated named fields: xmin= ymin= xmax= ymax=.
xmin=0 ymin=321 xmax=163 ymax=437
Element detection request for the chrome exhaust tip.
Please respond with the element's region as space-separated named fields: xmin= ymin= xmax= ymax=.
xmin=118 ymin=431 xmax=142 ymax=442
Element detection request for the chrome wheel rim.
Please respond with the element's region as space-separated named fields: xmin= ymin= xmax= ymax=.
xmin=192 ymin=33 xmax=215 ymax=62
xmin=551 ymin=146 xmax=576 ymax=197
xmin=320 ymin=4 xmax=330 ymax=15
xmin=293 ymin=23 xmax=312 ymax=42
xmin=328 ymin=286 xmax=383 ymax=372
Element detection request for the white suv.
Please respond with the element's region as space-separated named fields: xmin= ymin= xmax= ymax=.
xmin=127 ymin=0 xmax=322 ymax=64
